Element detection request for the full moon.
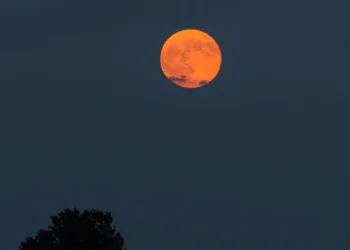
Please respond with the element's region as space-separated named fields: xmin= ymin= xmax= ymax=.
xmin=160 ymin=29 xmax=222 ymax=89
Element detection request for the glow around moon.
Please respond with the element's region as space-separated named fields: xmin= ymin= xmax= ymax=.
xmin=160 ymin=29 xmax=222 ymax=89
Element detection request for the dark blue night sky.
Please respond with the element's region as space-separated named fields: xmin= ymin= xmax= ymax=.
xmin=1 ymin=1 xmax=349 ymax=250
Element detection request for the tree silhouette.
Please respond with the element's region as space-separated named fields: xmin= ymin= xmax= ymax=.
xmin=19 ymin=208 xmax=126 ymax=250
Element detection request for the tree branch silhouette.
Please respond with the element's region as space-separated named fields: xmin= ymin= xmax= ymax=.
xmin=19 ymin=208 xmax=126 ymax=250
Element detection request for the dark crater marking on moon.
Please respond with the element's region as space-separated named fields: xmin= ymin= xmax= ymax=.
xmin=169 ymin=75 xmax=187 ymax=83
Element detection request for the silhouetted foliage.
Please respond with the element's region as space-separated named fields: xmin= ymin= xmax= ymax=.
xmin=19 ymin=208 xmax=126 ymax=250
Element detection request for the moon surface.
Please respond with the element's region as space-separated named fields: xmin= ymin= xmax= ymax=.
xmin=160 ymin=29 xmax=222 ymax=89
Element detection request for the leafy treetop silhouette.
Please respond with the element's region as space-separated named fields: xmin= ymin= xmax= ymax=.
xmin=19 ymin=208 xmax=126 ymax=250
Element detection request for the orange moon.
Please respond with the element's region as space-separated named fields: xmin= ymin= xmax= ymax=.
xmin=160 ymin=29 xmax=222 ymax=89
